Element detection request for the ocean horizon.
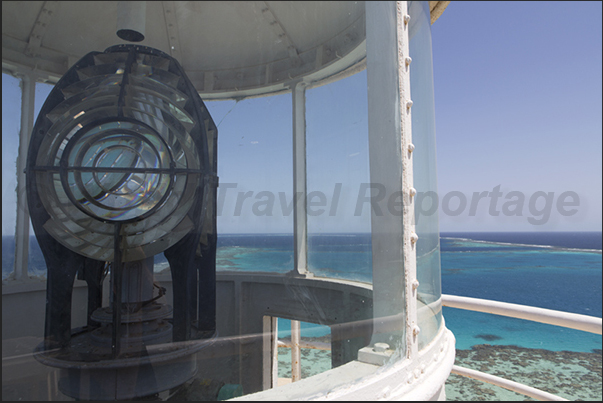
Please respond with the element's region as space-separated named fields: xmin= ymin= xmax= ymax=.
xmin=3 ymin=231 xmax=601 ymax=354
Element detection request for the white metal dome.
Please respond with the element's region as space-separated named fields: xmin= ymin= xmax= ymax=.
xmin=2 ymin=1 xmax=448 ymax=99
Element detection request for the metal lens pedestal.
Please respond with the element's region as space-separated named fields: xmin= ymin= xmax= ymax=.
xmin=36 ymin=254 xmax=209 ymax=400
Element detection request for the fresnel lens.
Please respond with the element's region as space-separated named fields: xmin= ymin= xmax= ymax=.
xmin=26 ymin=44 xmax=218 ymax=400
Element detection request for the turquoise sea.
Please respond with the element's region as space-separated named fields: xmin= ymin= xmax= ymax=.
xmin=211 ymin=231 xmax=603 ymax=353
xmin=2 ymin=232 xmax=602 ymax=353
xmin=440 ymin=233 xmax=602 ymax=352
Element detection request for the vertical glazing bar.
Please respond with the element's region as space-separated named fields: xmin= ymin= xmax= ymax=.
xmin=271 ymin=317 xmax=279 ymax=387
xmin=396 ymin=1 xmax=419 ymax=360
xmin=111 ymin=223 xmax=123 ymax=358
xmin=262 ymin=316 xmax=271 ymax=390
xmin=290 ymin=319 xmax=301 ymax=382
xmin=14 ymin=73 xmax=35 ymax=280
xmin=365 ymin=1 xmax=406 ymax=350
xmin=292 ymin=82 xmax=309 ymax=276
xmin=262 ymin=316 xmax=279 ymax=389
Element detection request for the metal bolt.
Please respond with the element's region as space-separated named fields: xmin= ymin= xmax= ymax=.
xmin=408 ymin=143 xmax=415 ymax=153
xmin=412 ymin=279 xmax=420 ymax=289
xmin=410 ymin=233 xmax=418 ymax=244
xmin=409 ymin=188 xmax=416 ymax=197
xmin=406 ymin=100 xmax=413 ymax=109
xmin=374 ymin=342 xmax=390 ymax=353
xmin=413 ymin=325 xmax=421 ymax=336
xmin=404 ymin=15 xmax=411 ymax=24
xmin=405 ymin=57 xmax=412 ymax=66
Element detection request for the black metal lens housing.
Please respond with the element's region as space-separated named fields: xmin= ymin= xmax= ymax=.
xmin=27 ymin=44 xmax=218 ymax=400
xmin=28 ymin=45 xmax=216 ymax=263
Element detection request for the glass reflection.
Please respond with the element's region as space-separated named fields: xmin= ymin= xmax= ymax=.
xmin=59 ymin=122 xmax=171 ymax=222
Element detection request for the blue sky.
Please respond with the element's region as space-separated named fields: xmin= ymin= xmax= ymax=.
xmin=2 ymin=1 xmax=602 ymax=235
xmin=431 ymin=1 xmax=602 ymax=231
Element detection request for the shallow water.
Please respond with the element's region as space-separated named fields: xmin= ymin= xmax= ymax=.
xmin=446 ymin=344 xmax=602 ymax=401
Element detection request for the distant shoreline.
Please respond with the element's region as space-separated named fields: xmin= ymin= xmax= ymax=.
xmin=440 ymin=231 xmax=602 ymax=252
xmin=441 ymin=236 xmax=602 ymax=254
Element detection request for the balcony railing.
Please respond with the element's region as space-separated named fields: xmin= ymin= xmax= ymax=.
xmin=276 ymin=295 xmax=602 ymax=401
xmin=441 ymin=294 xmax=602 ymax=335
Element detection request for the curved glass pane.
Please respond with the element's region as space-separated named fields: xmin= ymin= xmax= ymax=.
xmin=306 ymin=71 xmax=372 ymax=284
xmin=208 ymin=95 xmax=294 ymax=274
xmin=2 ymin=2 xmax=439 ymax=400
xmin=409 ymin=0 xmax=443 ymax=349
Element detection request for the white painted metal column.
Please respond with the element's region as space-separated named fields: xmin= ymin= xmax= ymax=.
xmin=116 ymin=1 xmax=147 ymax=42
xmin=271 ymin=317 xmax=279 ymax=386
xmin=13 ymin=73 xmax=35 ymax=280
xmin=290 ymin=319 xmax=302 ymax=382
xmin=292 ymin=81 xmax=310 ymax=277
xmin=262 ymin=316 xmax=279 ymax=389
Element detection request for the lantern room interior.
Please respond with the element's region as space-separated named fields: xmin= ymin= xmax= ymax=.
xmin=2 ymin=1 xmax=454 ymax=401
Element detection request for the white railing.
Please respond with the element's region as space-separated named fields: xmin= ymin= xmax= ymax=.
xmin=441 ymin=294 xmax=603 ymax=401
xmin=275 ymin=296 xmax=602 ymax=401
xmin=450 ymin=365 xmax=568 ymax=401
xmin=441 ymin=294 xmax=602 ymax=335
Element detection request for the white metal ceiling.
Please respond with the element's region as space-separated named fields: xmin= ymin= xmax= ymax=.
xmin=2 ymin=1 xmax=367 ymax=99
